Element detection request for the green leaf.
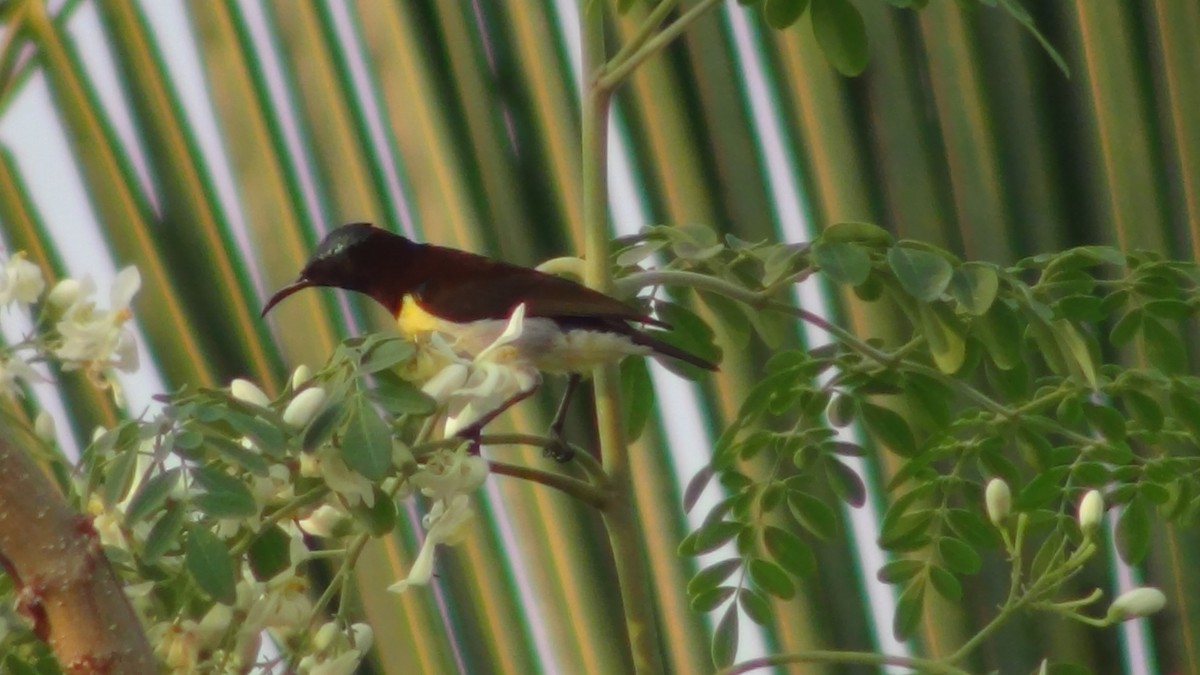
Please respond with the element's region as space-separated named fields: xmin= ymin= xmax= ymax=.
xmin=688 ymin=558 xmax=742 ymax=597
xmin=103 ymin=444 xmax=140 ymax=507
xmin=928 ymin=565 xmax=963 ymax=601
xmin=358 ymin=336 xmax=415 ymax=373
xmin=887 ymin=245 xmax=953 ymax=302
xmin=1115 ymin=497 xmax=1150 ymax=565
xmin=974 ymin=300 xmax=1022 ymax=370
xmin=620 ymin=357 xmax=654 ymax=441
xmin=1142 ymin=317 xmax=1187 ymax=372
xmin=1144 ymin=298 xmax=1192 ymax=320
xmin=655 ymin=301 xmax=722 ymax=377
xmin=763 ymin=525 xmax=816 ymax=577
xmin=1054 ymin=320 xmax=1098 ymax=388
xmin=371 ymin=370 xmax=436 ymax=415
xmin=1170 ymin=388 xmax=1200 ymax=441
xmin=764 ymin=0 xmax=809 ymax=29
xmin=142 ymin=504 xmax=185 ymax=564
xmin=919 ymin=304 xmax=965 ymax=374
xmin=248 ymin=524 xmax=292 ymax=581
xmin=204 ymin=435 xmax=270 ymax=475
xmin=826 ymin=457 xmax=866 ymax=507
xmin=124 ymin=468 xmax=182 ymax=526
xmin=193 ymin=467 xmax=258 ymax=519
xmin=859 ymin=401 xmax=918 ymax=457
xmin=949 ymin=263 xmax=999 ymax=316
xmin=1122 ymin=389 xmax=1164 ymax=432
xmin=341 ymin=395 xmax=393 ymax=481
xmin=822 ymin=221 xmax=892 ymax=244
xmin=1082 ymin=402 xmax=1126 ymax=442
xmin=691 ymin=586 xmax=735 ymax=612
xmin=749 ymin=557 xmax=796 ymax=599
xmin=683 ymin=466 xmax=715 ymax=515
xmin=786 ymin=491 xmax=837 ymax=540
xmin=937 ymin=537 xmax=982 ymax=575
xmin=893 ymin=579 xmax=925 ymax=640
xmin=877 ymin=559 xmax=923 ymax=584
xmin=810 ymin=0 xmax=869 ymax=75
xmin=688 ymin=520 xmax=743 ymax=556
xmin=812 ymin=240 xmax=870 ymax=286
xmin=699 ymin=291 xmax=751 ymax=349
xmin=185 ymin=524 xmax=236 ymax=604
xmin=1110 ymin=309 xmax=1142 ymax=346
xmin=738 ymin=588 xmax=772 ymax=625
xmin=350 ymin=488 xmax=398 ymax=536
xmin=711 ymin=605 xmax=739 ymax=668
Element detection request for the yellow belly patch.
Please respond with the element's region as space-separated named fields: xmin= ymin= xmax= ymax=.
xmin=396 ymin=294 xmax=441 ymax=335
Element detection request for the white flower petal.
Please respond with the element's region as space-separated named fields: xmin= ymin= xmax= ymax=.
xmin=110 ymin=266 xmax=142 ymax=308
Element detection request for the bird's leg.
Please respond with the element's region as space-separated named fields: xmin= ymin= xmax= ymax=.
xmin=454 ymin=386 xmax=539 ymax=451
xmin=543 ymin=374 xmax=581 ymax=463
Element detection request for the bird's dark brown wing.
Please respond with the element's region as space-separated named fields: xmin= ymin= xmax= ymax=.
xmin=415 ymin=243 xmax=665 ymax=327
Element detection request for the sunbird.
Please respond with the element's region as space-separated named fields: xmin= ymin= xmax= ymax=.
xmin=262 ymin=223 xmax=716 ymax=455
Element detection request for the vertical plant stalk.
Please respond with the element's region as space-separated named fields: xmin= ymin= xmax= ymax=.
xmin=0 ymin=431 xmax=155 ymax=673
xmin=582 ymin=4 xmax=666 ymax=674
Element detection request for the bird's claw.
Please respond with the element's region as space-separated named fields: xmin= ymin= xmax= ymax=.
xmin=543 ymin=429 xmax=575 ymax=463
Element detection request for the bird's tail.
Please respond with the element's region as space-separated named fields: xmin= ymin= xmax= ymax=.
xmin=629 ymin=329 xmax=719 ymax=371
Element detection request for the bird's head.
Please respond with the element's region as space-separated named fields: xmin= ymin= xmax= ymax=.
xmin=262 ymin=223 xmax=414 ymax=316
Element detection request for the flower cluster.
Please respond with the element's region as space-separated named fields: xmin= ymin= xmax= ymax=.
xmin=418 ymin=303 xmax=541 ymax=436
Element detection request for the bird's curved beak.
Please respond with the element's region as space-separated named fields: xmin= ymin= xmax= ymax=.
xmin=262 ymin=276 xmax=313 ymax=317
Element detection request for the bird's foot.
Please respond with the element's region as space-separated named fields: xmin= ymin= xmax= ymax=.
xmin=543 ymin=427 xmax=575 ymax=463
xmin=456 ymin=425 xmax=483 ymax=456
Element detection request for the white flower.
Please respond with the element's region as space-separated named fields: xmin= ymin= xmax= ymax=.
xmin=0 ymin=253 xmax=45 ymax=306
xmin=230 ymin=378 xmax=271 ymax=408
xmin=302 ymin=446 xmax=375 ymax=507
xmin=52 ymin=267 xmax=141 ymax=380
xmin=985 ymin=478 xmax=1011 ymax=526
xmin=0 ymin=352 xmax=42 ymax=398
xmin=153 ymin=620 xmax=202 ymax=671
xmin=284 ymin=386 xmax=327 ymax=427
xmin=1107 ymin=587 xmax=1166 ymax=620
xmin=1078 ymin=490 xmax=1104 ymax=535
xmin=300 ymin=651 xmax=365 ymax=675
xmin=298 ymin=504 xmax=350 ymax=538
xmin=420 ymin=304 xmax=541 ymax=436
xmin=388 ymin=494 xmax=475 ymax=593
xmin=245 ymin=570 xmax=312 ymax=632
xmin=411 ymin=447 xmax=489 ymax=501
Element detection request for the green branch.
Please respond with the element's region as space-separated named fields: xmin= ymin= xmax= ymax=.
xmin=715 ymin=651 xmax=972 ymax=675
xmin=488 ymin=460 xmax=608 ymax=509
xmin=598 ymin=0 xmax=726 ymax=91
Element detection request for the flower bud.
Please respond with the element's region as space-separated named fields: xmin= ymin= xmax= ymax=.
xmin=230 ymin=378 xmax=271 ymax=408
xmin=290 ymin=364 xmax=312 ymax=390
xmin=47 ymin=278 xmax=84 ymax=307
xmin=1107 ymin=587 xmax=1166 ymax=621
xmin=297 ymin=504 xmax=348 ymax=538
xmin=350 ymin=623 xmax=373 ymax=652
xmin=313 ymin=621 xmax=341 ymax=652
xmin=1078 ymin=490 xmax=1104 ymax=535
xmin=985 ymin=478 xmax=1011 ymax=526
xmin=34 ymin=411 xmax=56 ymax=444
xmin=283 ymin=386 xmax=326 ymax=428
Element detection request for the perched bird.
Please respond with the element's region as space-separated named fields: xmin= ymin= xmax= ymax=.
xmin=263 ymin=223 xmax=716 ymax=453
